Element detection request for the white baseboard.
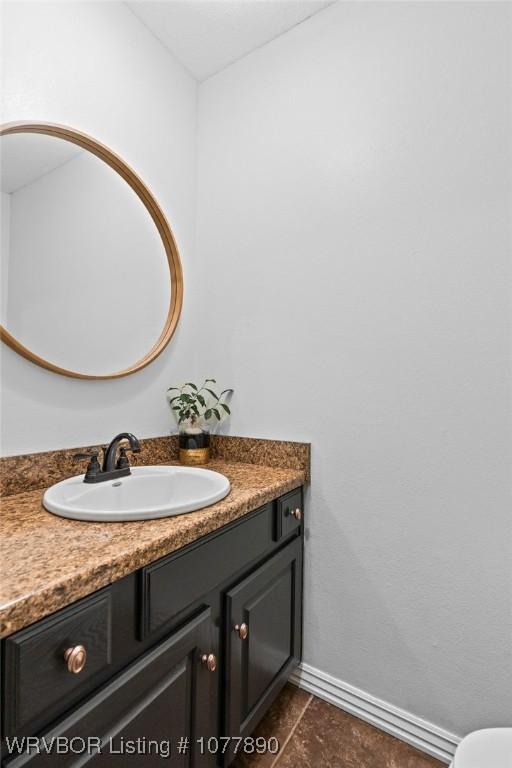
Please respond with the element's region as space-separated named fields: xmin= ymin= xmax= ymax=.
xmin=289 ymin=662 xmax=460 ymax=765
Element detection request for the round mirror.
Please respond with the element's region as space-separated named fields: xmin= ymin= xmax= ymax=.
xmin=0 ymin=122 xmax=183 ymax=379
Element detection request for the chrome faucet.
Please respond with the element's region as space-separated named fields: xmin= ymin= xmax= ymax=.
xmin=74 ymin=432 xmax=141 ymax=483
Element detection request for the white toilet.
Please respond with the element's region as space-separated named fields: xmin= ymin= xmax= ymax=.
xmin=449 ymin=728 xmax=512 ymax=768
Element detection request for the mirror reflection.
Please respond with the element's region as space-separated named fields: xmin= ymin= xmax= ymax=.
xmin=1 ymin=131 xmax=173 ymax=377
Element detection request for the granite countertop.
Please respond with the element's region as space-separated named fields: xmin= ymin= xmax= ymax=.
xmin=0 ymin=458 xmax=305 ymax=639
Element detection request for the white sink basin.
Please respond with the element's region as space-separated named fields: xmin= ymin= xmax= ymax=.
xmin=43 ymin=465 xmax=231 ymax=522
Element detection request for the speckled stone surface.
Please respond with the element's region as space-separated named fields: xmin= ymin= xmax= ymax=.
xmin=0 ymin=436 xmax=179 ymax=497
xmin=212 ymin=437 xmax=310 ymax=481
xmin=0 ymin=435 xmax=310 ymax=496
xmin=0 ymin=459 xmax=306 ymax=638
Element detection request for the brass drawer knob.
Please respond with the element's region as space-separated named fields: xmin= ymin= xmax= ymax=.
xmin=201 ymin=653 xmax=217 ymax=672
xmin=64 ymin=645 xmax=87 ymax=674
xmin=291 ymin=507 xmax=302 ymax=521
xmin=234 ymin=622 xmax=249 ymax=640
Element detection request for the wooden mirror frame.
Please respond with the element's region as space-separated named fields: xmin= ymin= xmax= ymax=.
xmin=0 ymin=121 xmax=184 ymax=379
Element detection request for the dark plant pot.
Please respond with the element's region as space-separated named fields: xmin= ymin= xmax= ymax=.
xmin=178 ymin=428 xmax=210 ymax=465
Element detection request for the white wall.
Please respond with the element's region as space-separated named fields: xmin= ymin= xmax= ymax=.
xmin=0 ymin=1 xmax=198 ymax=454
xmin=195 ymin=1 xmax=512 ymax=736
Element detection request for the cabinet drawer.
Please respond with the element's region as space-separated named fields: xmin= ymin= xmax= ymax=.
xmin=3 ymin=590 xmax=112 ymax=736
xmin=141 ymin=504 xmax=274 ymax=637
xmin=275 ymin=488 xmax=303 ymax=541
xmin=3 ymin=609 xmax=215 ymax=768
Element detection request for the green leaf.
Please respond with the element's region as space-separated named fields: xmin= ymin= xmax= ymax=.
xmin=213 ymin=408 xmax=221 ymax=420
xmin=172 ymin=405 xmax=181 ymax=411
xmin=185 ymin=382 xmax=198 ymax=390
xmin=197 ymin=394 xmax=206 ymax=408
xmin=205 ymin=378 xmax=216 ymax=383
xmin=204 ymin=409 xmax=212 ymax=420
xmin=179 ymin=394 xmax=192 ymax=402
xmin=168 ymin=395 xmax=181 ymax=403
xmin=205 ymin=388 xmax=219 ymax=400
xmin=220 ymin=403 xmax=231 ymax=414
xmin=167 ymin=387 xmax=180 ymax=392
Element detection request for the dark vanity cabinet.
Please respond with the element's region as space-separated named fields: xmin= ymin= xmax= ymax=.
xmin=226 ymin=539 xmax=302 ymax=742
xmin=1 ymin=488 xmax=304 ymax=767
xmin=3 ymin=610 xmax=215 ymax=768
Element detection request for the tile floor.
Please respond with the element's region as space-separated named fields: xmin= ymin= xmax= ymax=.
xmin=233 ymin=684 xmax=446 ymax=768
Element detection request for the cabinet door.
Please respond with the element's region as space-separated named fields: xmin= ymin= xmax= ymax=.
xmin=225 ymin=538 xmax=302 ymax=744
xmin=3 ymin=609 xmax=216 ymax=767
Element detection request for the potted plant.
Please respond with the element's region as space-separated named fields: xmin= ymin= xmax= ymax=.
xmin=166 ymin=379 xmax=232 ymax=465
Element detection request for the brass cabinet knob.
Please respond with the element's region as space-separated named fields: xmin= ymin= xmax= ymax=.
xmin=64 ymin=645 xmax=87 ymax=674
xmin=201 ymin=653 xmax=217 ymax=672
xmin=290 ymin=507 xmax=302 ymax=521
xmin=234 ymin=622 xmax=249 ymax=640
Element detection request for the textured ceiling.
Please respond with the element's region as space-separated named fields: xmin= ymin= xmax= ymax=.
xmin=126 ymin=1 xmax=335 ymax=81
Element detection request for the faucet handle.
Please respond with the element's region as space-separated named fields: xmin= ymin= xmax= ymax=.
xmin=116 ymin=443 xmax=141 ymax=470
xmin=73 ymin=450 xmax=99 ymax=461
xmin=73 ymin=451 xmax=101 ymax=482
xmin=116 ymin=447 xmax=130 ymax=470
